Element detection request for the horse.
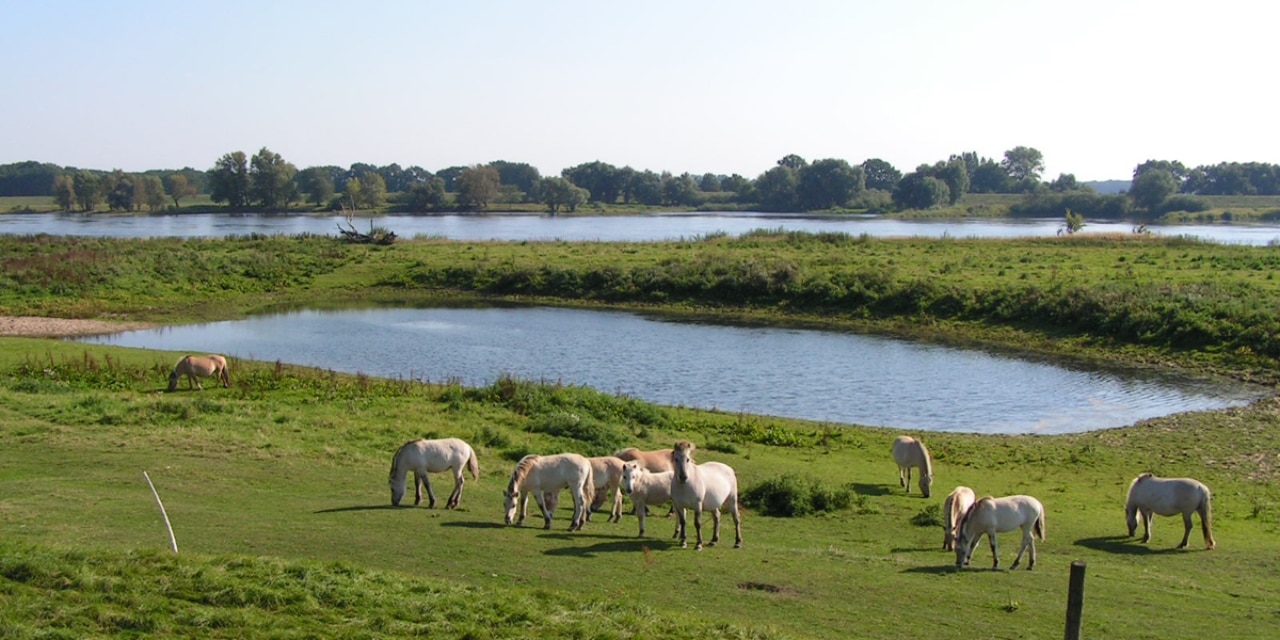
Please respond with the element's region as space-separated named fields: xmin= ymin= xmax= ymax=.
xmin=586 ymin=456 xmax=625 ymax=523
xmin=954 ymin=495 xmax=1046 ymax=570
xmin=613 ymin=447 xmax=674 ymax=472
xmin=942 ymin=486 xmax=976 ymax=551
xmin=503 ymin=453 xmax=595 ymax=531
xmin=388 ymin=438 xmax=479 ymax=508
xmin=1125 ymin=473 xmax=1216 ymax=550
xmin=614 ymin=446 xmax=675 ymax=515
xmin=891 ymin=435 xmax=933 ymax=498
xmin=167 ymin=354 xmax=230 ymax=391
xmin=670 ymin=441 xmax=742 ymax=550
xmin=619 ymin=460 xmax=677 ymax=539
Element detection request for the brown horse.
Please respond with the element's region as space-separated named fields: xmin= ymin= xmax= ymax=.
xmin=167 ymin=354 xmax=230 ymax=391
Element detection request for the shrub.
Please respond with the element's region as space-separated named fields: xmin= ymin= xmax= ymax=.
xmin=742 ymin=474 xmax=853 ymax=517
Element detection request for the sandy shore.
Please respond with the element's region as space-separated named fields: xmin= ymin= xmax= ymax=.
xmin=0 ymin=316 xmax=157 ymax=338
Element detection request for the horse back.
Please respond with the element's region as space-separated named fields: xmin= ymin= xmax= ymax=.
xmin=891 ymin=436 xmax=928 ymax=467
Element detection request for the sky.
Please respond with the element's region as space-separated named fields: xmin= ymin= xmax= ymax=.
xmin=2 ymin=0 xmax=1276 ymax=182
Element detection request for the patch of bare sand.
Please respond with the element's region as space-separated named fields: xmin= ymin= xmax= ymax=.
xmin=0 ymin=316 xmax=157 ymax=338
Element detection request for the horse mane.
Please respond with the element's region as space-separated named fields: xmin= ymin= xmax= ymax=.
xmin=508 ymin=454 xmax=540 ymax=492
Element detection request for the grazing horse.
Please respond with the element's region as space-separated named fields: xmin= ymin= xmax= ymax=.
xmin=955 ymin=495 xmax=1046 ymax=570
xmin=942 ymin=486 xmax=976 ymax=551
xmin=1125 ymin=473 xmax=1216 ymax=550
xmin=670 ymin=441 xmax=742 ymax=550
xmin=388 ymin=438 xmax=479 ymax=508
xmin=586 ymin=456 xmax=625 ymax=523
xmin=503 ymin=453 xmax=594 ymax=531
xmin=620 ymin=461 xmax=676 ymax=539
xmin=167 ymin=354 xmax=230 ymax=391
xmin=891 ymin=435 xmax=933 ymax=498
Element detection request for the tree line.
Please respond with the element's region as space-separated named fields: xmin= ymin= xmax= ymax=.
xmin=4 ymin=149 xmax=1278 ymax=216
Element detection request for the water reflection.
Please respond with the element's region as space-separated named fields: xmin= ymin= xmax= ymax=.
xmin=77 ymin=306 xmax=1264 ymax=435
xmin=4 ymin=211 xmax=1280 ymax=244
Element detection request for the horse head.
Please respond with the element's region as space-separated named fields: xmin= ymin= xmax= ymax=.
xmin=620 ymin=461 xmax=642 ymax=495
xmin=166 ymin=369 xmax=180 ymax=392
xmin=672 ymin=441 xmax=697 ymax=483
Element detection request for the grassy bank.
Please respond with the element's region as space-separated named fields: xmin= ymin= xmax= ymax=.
xmin=2 ymin=231 xmax=1279 ymax=638
xmin=0 ymin=339 xmax=1277 ymax=639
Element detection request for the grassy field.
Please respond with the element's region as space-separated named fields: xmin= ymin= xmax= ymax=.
xmin=2 ymin=232 xmax=1279 ymax=638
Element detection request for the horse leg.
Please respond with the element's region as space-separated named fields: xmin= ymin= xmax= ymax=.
xmin=1178 ymin=512 xmax=1193 ymax=549
xmin=900 ymin=466 xmax=908 ymax=490
xmin=412 ymin=471 xmax=423 ymax=506
xmin=534 ymin=492 xmax=552 ymax=529
xmin=677 ymin=508 xmax=688 ymax=548
xmin=517 ymin=493 xmax=528 ymax=526
xmin=447 ymin=469 xmax=463 ymax=509
xmin=693 ymin=509 xmax=705 ymax=551
xmin=731 ymin=501 xmax=743 ymax=549
xmin=708 ymin=508 xmax=721 ymax=547
xmin=421 ymin=473 xmax=437 ymax=509
xmin=1140 ymin=509 xmax=1153 ymax=543
xmin=988 ymin=532 xmax=1000 ymax=570
xmin=1010 ymin=529 xmax=1030 ymax=570
xmin=636 ymin=500 xmax=647 ymax=537
xmin=610 ymin=487 xmax=623 ymax=523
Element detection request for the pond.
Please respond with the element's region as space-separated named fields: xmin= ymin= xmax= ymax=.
xmin=77 ymin=305 xmax=1265 ymax=435
xmin=5 ymin=211 xmax=1280 ymax=244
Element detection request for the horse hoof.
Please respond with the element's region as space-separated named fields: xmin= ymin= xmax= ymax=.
xmin=734 ymin=542 xmax=742 ymax=549
xmin=695 ymin=544 xmax=704 ymax=551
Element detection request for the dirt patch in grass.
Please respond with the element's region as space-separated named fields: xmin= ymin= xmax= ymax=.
xmin=0 ymin=316 xmax=156 ymax=338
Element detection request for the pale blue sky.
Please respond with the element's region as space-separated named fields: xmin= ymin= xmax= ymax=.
xmin=2 ymin=0 xmax=1275 ymax=181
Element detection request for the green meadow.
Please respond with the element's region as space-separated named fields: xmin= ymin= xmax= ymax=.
xmin=2 ymin=231 xmax=1279 ymax=639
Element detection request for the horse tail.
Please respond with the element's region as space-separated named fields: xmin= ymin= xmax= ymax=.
xmin=581 ymin=465 xmax=596 ymax=511
xmin=219 ymin=357 xmax=231 ymax=386
xmin=1035 ymin=508 xmax=1047 ymax=541
xmin=466 ymin=447 xmax=480 ymax=481
xmin=1199 ymin=487 xmax=1216 ymax=549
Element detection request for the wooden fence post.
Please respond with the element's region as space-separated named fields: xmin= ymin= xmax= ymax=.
xmin=1064 ymin=560 xmax=1086 ymax=640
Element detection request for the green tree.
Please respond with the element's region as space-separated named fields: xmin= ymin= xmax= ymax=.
xmin=456 ymin=165 xmax=500 ymax=209
xmin=777 ymin=154 xmax=807 ymax=170
xmin=1000 ymin=146 xmax=1045 ymax=182
xmin=489 ymin=160 xmax=541 ymax=195
xmin=250 ymin=147 xmax=298 ymax=210
xmin=797 ymin=158 xmax=864 ymax=210
xmin=353 ymin=172 xmax=387 ymax=210
xmin=892 ymin=172 xmax=949 ymax=210
xmin=106 ymin=170 xmax=134 ymax=211
xmin=406 ymin=177 xmax=447 ymax=212
xmin=662 ymin=172 xmax=701 ymax=206
xmin=208 ymin=151 xmax=251 ymax=208
xmin=627 ymin=170 xmax=664 ymax=206
xmin=142 ymin=175 xmax=167 ymax=211
xmin=51 ymin=174 xmax=75 ymax=210
xmin=72 ymin=171 xmax=104 ymax=211
xmin=698 ymin=173 xmax=721 ymax=192
xmin=166 ymin=173 xmax=196 ymax=207
xmin=969 ymin=160 xmax=1011 ymax=193
xmin=562 ymin=161 xmax=622 ymax=203
xmin=538 ymin=176 xmax=588 ymax=213
xmin=295 ymin=167 xmax=335 ymax=206
xmin=924 ymin=159 xmax=968 ymax=205
xmin=721 ymin=174 xmax=750 ymax=196
xmin=754 ymin=165 xmax=799 ymax=209
xmin=1129 ymin=168 xmax=1178 ymax=211
xmin=861 ymin=158 xmax=901 ymax=191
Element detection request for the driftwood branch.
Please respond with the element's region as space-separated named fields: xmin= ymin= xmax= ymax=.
xmin=336 ymin=207 xmax=396 ymax=245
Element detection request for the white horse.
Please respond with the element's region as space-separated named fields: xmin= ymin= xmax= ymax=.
xmin=942 ymin=486 xmax=976 ymax=551
xmin=587 ymin=455 xmax=625 ymax=523
xmin=670 ymin=441 xmax=742 ymax=550
xmin=892 ymin=435 xmax=933 ymax=498
xmin=955 ymin=495 xmax=1046 ymax=570
xmin=620 ymin=461 xmax=676 ymax=539
xmin=614 ymin=446 xmax=676 ymax=516
xmin=167 ymin=354 xmax=230 ymax=391
xmin=1125 ymin=473 xmax=1216 ymax=550
xmin=388 ymin=438 xmax=479 ymax=508
xmin=503 ymin=453 xmax=595 ymax=531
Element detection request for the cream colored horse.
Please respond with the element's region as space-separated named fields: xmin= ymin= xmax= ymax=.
xmin=613 ymin=447 xmax=674 ymax=472
xmin=955 ymin=495 xmax=1046 ymax=570
xmin=587 ymin=456 xmax=625 ymax=523
xmin=891 ymin=435 xmax=933 ymax=498
xmin=167 ymin=354 xmax=230 ymax=391
xmin=503 ymin=453 xmax=595 ymax=531
xmin=670 ymin=441 xmax=742 ymax=550
xmin=942 ymin=486 xmax=976 ymax=551
xmin=620 ymin=461 xmax=676 ymax=539
xmin=1125 ymin=473 xmax=1216 ymax=550
xmin=388 ymin=438 xmax=479 ymax=508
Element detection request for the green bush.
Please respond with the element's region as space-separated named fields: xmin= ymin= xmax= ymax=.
xmin=742 ymin=474 xmax=853 ymax=517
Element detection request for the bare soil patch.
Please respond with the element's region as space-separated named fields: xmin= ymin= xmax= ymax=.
xmin=0 ymin=316 xmax=156 ymax=338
